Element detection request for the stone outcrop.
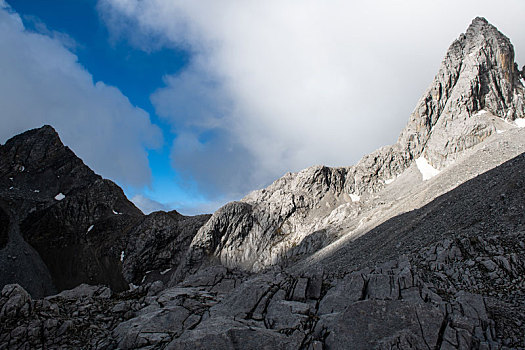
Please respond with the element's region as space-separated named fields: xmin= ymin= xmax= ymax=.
xmin=175 ymin=17 xmax=525 ymax=279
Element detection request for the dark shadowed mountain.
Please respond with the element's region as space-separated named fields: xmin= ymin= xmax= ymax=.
xmin=0 ymin=126 xmax=210 ymax=297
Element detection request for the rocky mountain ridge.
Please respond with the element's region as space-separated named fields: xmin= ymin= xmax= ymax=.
xmin=174 ymin=17 xmax=525 ymax=280
xmin=1 ymin=17 xmax=525 ymax=349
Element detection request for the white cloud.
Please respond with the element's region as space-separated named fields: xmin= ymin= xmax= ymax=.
xmin=0 ymin=3 xmax=162 ymax=187
xmin=98 ymin=0 xmax=525 ymax=198
xmin=130 ymin=194 xmax=169 ymax=214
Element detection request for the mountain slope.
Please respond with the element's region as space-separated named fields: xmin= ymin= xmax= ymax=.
xmin=2 ymin=127 xmax=524 ymax=349
xmin=172 ymin=17 xmax=525 ymax=282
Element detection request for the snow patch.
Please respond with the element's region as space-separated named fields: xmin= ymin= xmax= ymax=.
xmin=496 ymin=129 xmax=504 ymax=134
xmin=112 ymin=209 xmax=122 ymax=215
xmin=350 ymin=194 xmax=360 ymax=202
xmin=415 ymin=157 xmax=440 ymax=181
xmin=160 ymin=268 xmax=172 ymax=275
xmin=514 ymin=118 xmax=525 ymax=128
xmin=19 ymin=166 xmax=24 ymax=172
xmin=34 ymin=190 xmax=39 ymax=193
xmin=473 ymin=110 xmax=487 ymax=117
xmin=129 ymin=283 xmax=138 ymax=291
xmin=9 ymin=187 xmax=13 ymax=190
xmin=87 ymin=225 xmax=94 ymax=233
xmin=54 ymin=193 xmax=65 ymax=201
xmin=385 ymin=177 xmax=395 ymax=185
xmin=120 ymin=250 xmax=125 ymax=262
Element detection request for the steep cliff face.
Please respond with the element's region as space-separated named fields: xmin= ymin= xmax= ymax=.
xmin=175 ymin=17 xmax=525 ymax=280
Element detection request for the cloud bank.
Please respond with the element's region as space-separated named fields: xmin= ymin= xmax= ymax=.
xmin=0 ymin=2 xmax=161 ymax=187
xmin=102 ymin=0 xmax=524 ymax=200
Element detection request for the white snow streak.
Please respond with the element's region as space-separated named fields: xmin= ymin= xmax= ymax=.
xmin=350 ymin=194 xmax=360 ymax=202
xmin=160 ymin=268 xmax=172 ymax=275
xmin=87 ymin=225 xmax=94 ymax=233
xmin=54 ymin=193 xmax=65 ymax=201
xmin=473 ymin=110 xmax=487 ymax=117
xmin=120 ymin=250 xmax=125 ymax=262
xmin=514 ymin=118 xmax=525 ymax=128
xmin=415 ymin=157 xmax=440 ymax=181
xmin=385 ymin=178 xmax=395 ymax=185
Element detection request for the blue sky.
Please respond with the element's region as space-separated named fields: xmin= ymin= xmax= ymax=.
xmin=1 ymin=0 xmax=524 ymax=215
xmin=4 ymin=0 xmax=210 ymax=213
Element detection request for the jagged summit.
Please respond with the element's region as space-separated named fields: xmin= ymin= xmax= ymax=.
xmin=399 ymin=16 xmax=525 ymax=168
xmin=173 ymin=17 xmax=525 ymax=279
xmin=1 ymin=124 xmax=98 ymax=186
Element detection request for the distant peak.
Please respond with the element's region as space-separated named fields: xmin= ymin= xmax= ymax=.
xmin=397 ymin=17 xmax=524 ymax=165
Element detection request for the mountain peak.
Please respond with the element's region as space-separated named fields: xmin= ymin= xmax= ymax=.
xmin=467 ymin=16 xmax=500 ymax=36
xmin=398 ymin=17 xmax=525 ymax=168
xmin=4 ymin=124 xmax=60 ymax=146
xmin=0 ymin=124 xmax=87 ymax=178
xmin=467 ymin=16 xmax=491 ymax=32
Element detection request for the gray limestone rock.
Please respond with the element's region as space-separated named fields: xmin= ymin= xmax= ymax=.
xmin=166 ymin=317 xmax=301 ymax=350
xmin=177 ymin=17 xmax=525 ymax=278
